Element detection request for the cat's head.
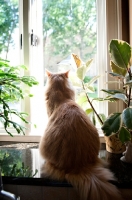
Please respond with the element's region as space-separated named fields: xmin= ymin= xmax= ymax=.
xmin=45 ymin=69 xmax=75 ymax=105
xmin=46 ymin=70 xmax=69 ymax=79
xmin=45 ymin=70 xmax=70 ymax=89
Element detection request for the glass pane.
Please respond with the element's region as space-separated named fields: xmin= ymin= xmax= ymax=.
xmin=42 ymin=0 xmax=100 ymax=126
xmin=0 ymin=0 xmax=19 ymax=65
xmin=43 ymin=0 xmax=96 ymax=71
xmin=0 ymin=0 xmax=20 ymax=131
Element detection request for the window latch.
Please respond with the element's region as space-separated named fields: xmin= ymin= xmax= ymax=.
xmin=20 ymin=34 xmax=22 ymax=49
xmin=31 ymin=29 xmax=38 ymax=46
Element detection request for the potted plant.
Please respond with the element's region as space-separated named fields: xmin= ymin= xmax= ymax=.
xmin=71 ymin=49 xmax=127 ymax=155
xmin=71 ymin=53 xmax=105 ymax=126
xmin=101 ymin=39 xmax=132 ymax=162
xmin=0 ymin=58 xmax=38 ymax=136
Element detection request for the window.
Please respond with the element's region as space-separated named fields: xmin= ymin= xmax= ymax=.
xmin=0 ymin=0 xmax=125 ymax=142
xmin=0 ymin=0 xmax=21 ymax=133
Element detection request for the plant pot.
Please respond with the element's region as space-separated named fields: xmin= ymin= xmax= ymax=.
xmin=120 ymin=142 xmax=132 ymax=163
xmin=105 ymin=133 xmax=126 ymax=154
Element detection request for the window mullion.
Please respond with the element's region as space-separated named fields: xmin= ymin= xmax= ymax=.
xmin=28 ymin=0 xmax=45 ymax=136
xmin=21 ymin=0 xmax=31 ymax=135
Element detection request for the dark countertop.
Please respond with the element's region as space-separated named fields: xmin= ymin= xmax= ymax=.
xmin=0 ymin=142 xmax=132 ymax=188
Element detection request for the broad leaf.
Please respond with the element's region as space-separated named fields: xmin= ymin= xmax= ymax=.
xmin=85 ymin=59 xmax=93 ymax=72
xmin=124 ymin=80 xmax=132 ymax=87
xmin=98 ymin=113 xmax=106 ymax=124
xmin=122 ymin=108 xmax=132 ymax=129
xmin=84 ymin=84 xmax=95 ymax=93
xmin=119 ymin=127 xmax=131 ymax=143
xmin=101 ymin=89 xmax=124 ymax=95
xmin=100 ymin=93 xmax=127 ymax=103
xmin=110 ymin=61 xmax=127 ymax=76
xmin=77 ymin=65 xmax=87 ymax=80
xmin=85 ymin=75 xmax=100 ymax=86
xmin=85 ymin=108 xmax=93 ymax=115
xmin=77 ymin=59 xmax=94 ymax=80
xmin=111 ymin=93 xmax=127 ymax=103
xmin=93 ymin=96 xmax=118 ymax=102
xmin=109 ymin=72 xmax=124 ymax=78
xmin=109 ymin=39 xmax=132 ymax=69
xmin=101 ymin=113 xmax=121 ymax=136
xmin=76 ymin=94 xmax=87 ymax=104
xmin=71 ymin=53 xmax=83 ymax=68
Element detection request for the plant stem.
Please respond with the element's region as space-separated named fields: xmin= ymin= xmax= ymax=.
xmin=128 ymin=69 xmax=132 ymax=107
xmin=82 ymin=81 xmax=103 ymax=125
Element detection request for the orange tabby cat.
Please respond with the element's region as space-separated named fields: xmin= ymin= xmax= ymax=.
xmin=39 ymin=70 xmax=122 ymax=200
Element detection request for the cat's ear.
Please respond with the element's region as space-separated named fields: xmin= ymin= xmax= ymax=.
xmin=65 ymin=70 xmax=70 ymax=78
xmin=46 ymin=69 xmax=51 ymax=77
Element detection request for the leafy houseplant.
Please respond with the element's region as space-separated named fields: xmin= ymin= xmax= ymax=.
xmin=71 ymin=53 xmax=105 ymax=126
xmin=0 ymin=58 xmax=38 ymax=136
xmin=71 ymin=40 xmax=132 ymax=158
xmin=101 ymin=39 xmax=132 ymax=145
xmin=0 ymin=150 xmax=38 ymax=177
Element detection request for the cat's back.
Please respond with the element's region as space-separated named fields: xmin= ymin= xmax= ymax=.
xmin=40 ymin=71 xmax=100 ymax=171
xmin=51 ymin=100 xmax=97 ymax=133
xmin=42 ymin=100 xmax=100 ymax=171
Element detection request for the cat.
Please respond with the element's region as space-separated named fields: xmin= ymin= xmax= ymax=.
xmin=39 ymin=70 xmax=123 ymax=200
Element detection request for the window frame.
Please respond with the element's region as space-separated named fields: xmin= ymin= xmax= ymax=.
xmin=0 ymin=0 xmax=126 ymax=143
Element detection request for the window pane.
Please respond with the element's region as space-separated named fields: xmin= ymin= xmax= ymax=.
xmin=0 ymin=0 xmax=19 ymax=64
xmin=42 ymin=0 xmax=100 ymax=126
xmin=0 ymin=0 xmax=20 ymax=131
xmin=43 ymin=0 xmax=96 ymax=71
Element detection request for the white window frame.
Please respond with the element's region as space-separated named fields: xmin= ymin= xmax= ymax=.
xmin=0 ymin=0 xmax=124 ymax=143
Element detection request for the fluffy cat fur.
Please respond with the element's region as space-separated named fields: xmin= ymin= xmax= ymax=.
xmin=39 ymin=70 xmax=122 ymax=200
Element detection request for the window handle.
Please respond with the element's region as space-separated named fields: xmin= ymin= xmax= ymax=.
xmin=20 ymin=34 xmax=22 ymax=49
xmin=31 ymin=29 xmax=34 ymax=46
xmin=31 ymin=29 xmax=38 ymax=46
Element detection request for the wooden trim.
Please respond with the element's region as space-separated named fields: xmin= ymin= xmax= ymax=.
xmin=121 ymin=0 xmax=129 ymax=42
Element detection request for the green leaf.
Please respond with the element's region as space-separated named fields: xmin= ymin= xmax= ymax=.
xmin=101 ymin=113 xmax=121 ymax=136
xmin=85 ymin=75 xmax=100 ymax=86
xmin=77 ymin=65 xmax=87 ymax=80
xmin=119 ymin=127 xmax=131 ymax=143
xmin=112 ymin=93 xmax=127 ymax=103
xmin=109 ymin=72 xmax=124 ymax=79
xmin=4 ymin=109 xmax=8 ymax=118
xmin=76 ymin=94 xmax=87 ymax=104
xmin=77 ymin=59 xmax=94 ymax=81
xmin=110 ymin=61 xmax=127 ymax=76
xmin=85 ymin=108 xmax=93 ymax=115
xmin=85 ymin=59 xmax=93 ymax=72
xmin=92 ymin=96 xmax=117 ymax=102
xmin=98 ymin=113 xmax=106 ymax=123
xmin=29 ymin=94 xmax=34 ymax=97
xmin=101 ymin=89 xmax=124 ymax=95
xmin=124 ymin=80 xmax=132 ymax=87
xmin=122 ymin=108 xmax=132 ymax=129
xmin=34 ymin=124 xmax=37 ymax=128
xmin=100 ymin=93 xmax=127 ymax=103
xmin=85 ymin=85 xmax=95 ymax=93
xmin=109 ymin=39 xmax=132 ymax=69
xmin=92 ymin=113 xmax=96 ymax=126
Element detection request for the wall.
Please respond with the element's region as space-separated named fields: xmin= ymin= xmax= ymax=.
xmin=3 ymin=184 xmax=132 ymax=200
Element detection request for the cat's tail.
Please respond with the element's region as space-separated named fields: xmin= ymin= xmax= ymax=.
xmin=40 ymin=162 xmax=123 ymax=200
xmin=65 ymin=165 xmax=123 ymax=200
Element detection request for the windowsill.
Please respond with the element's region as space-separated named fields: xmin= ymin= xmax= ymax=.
xmin=0 ymin=142 xmax=132 ymax=189
xmin=0 ymin=135 xmax=41 ymax=142
xmin=0 ymin=128 xmax=105 ymax=143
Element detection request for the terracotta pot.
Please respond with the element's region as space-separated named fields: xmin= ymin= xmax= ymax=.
xmin=105 ymin=133 xmax=126 ymax=154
